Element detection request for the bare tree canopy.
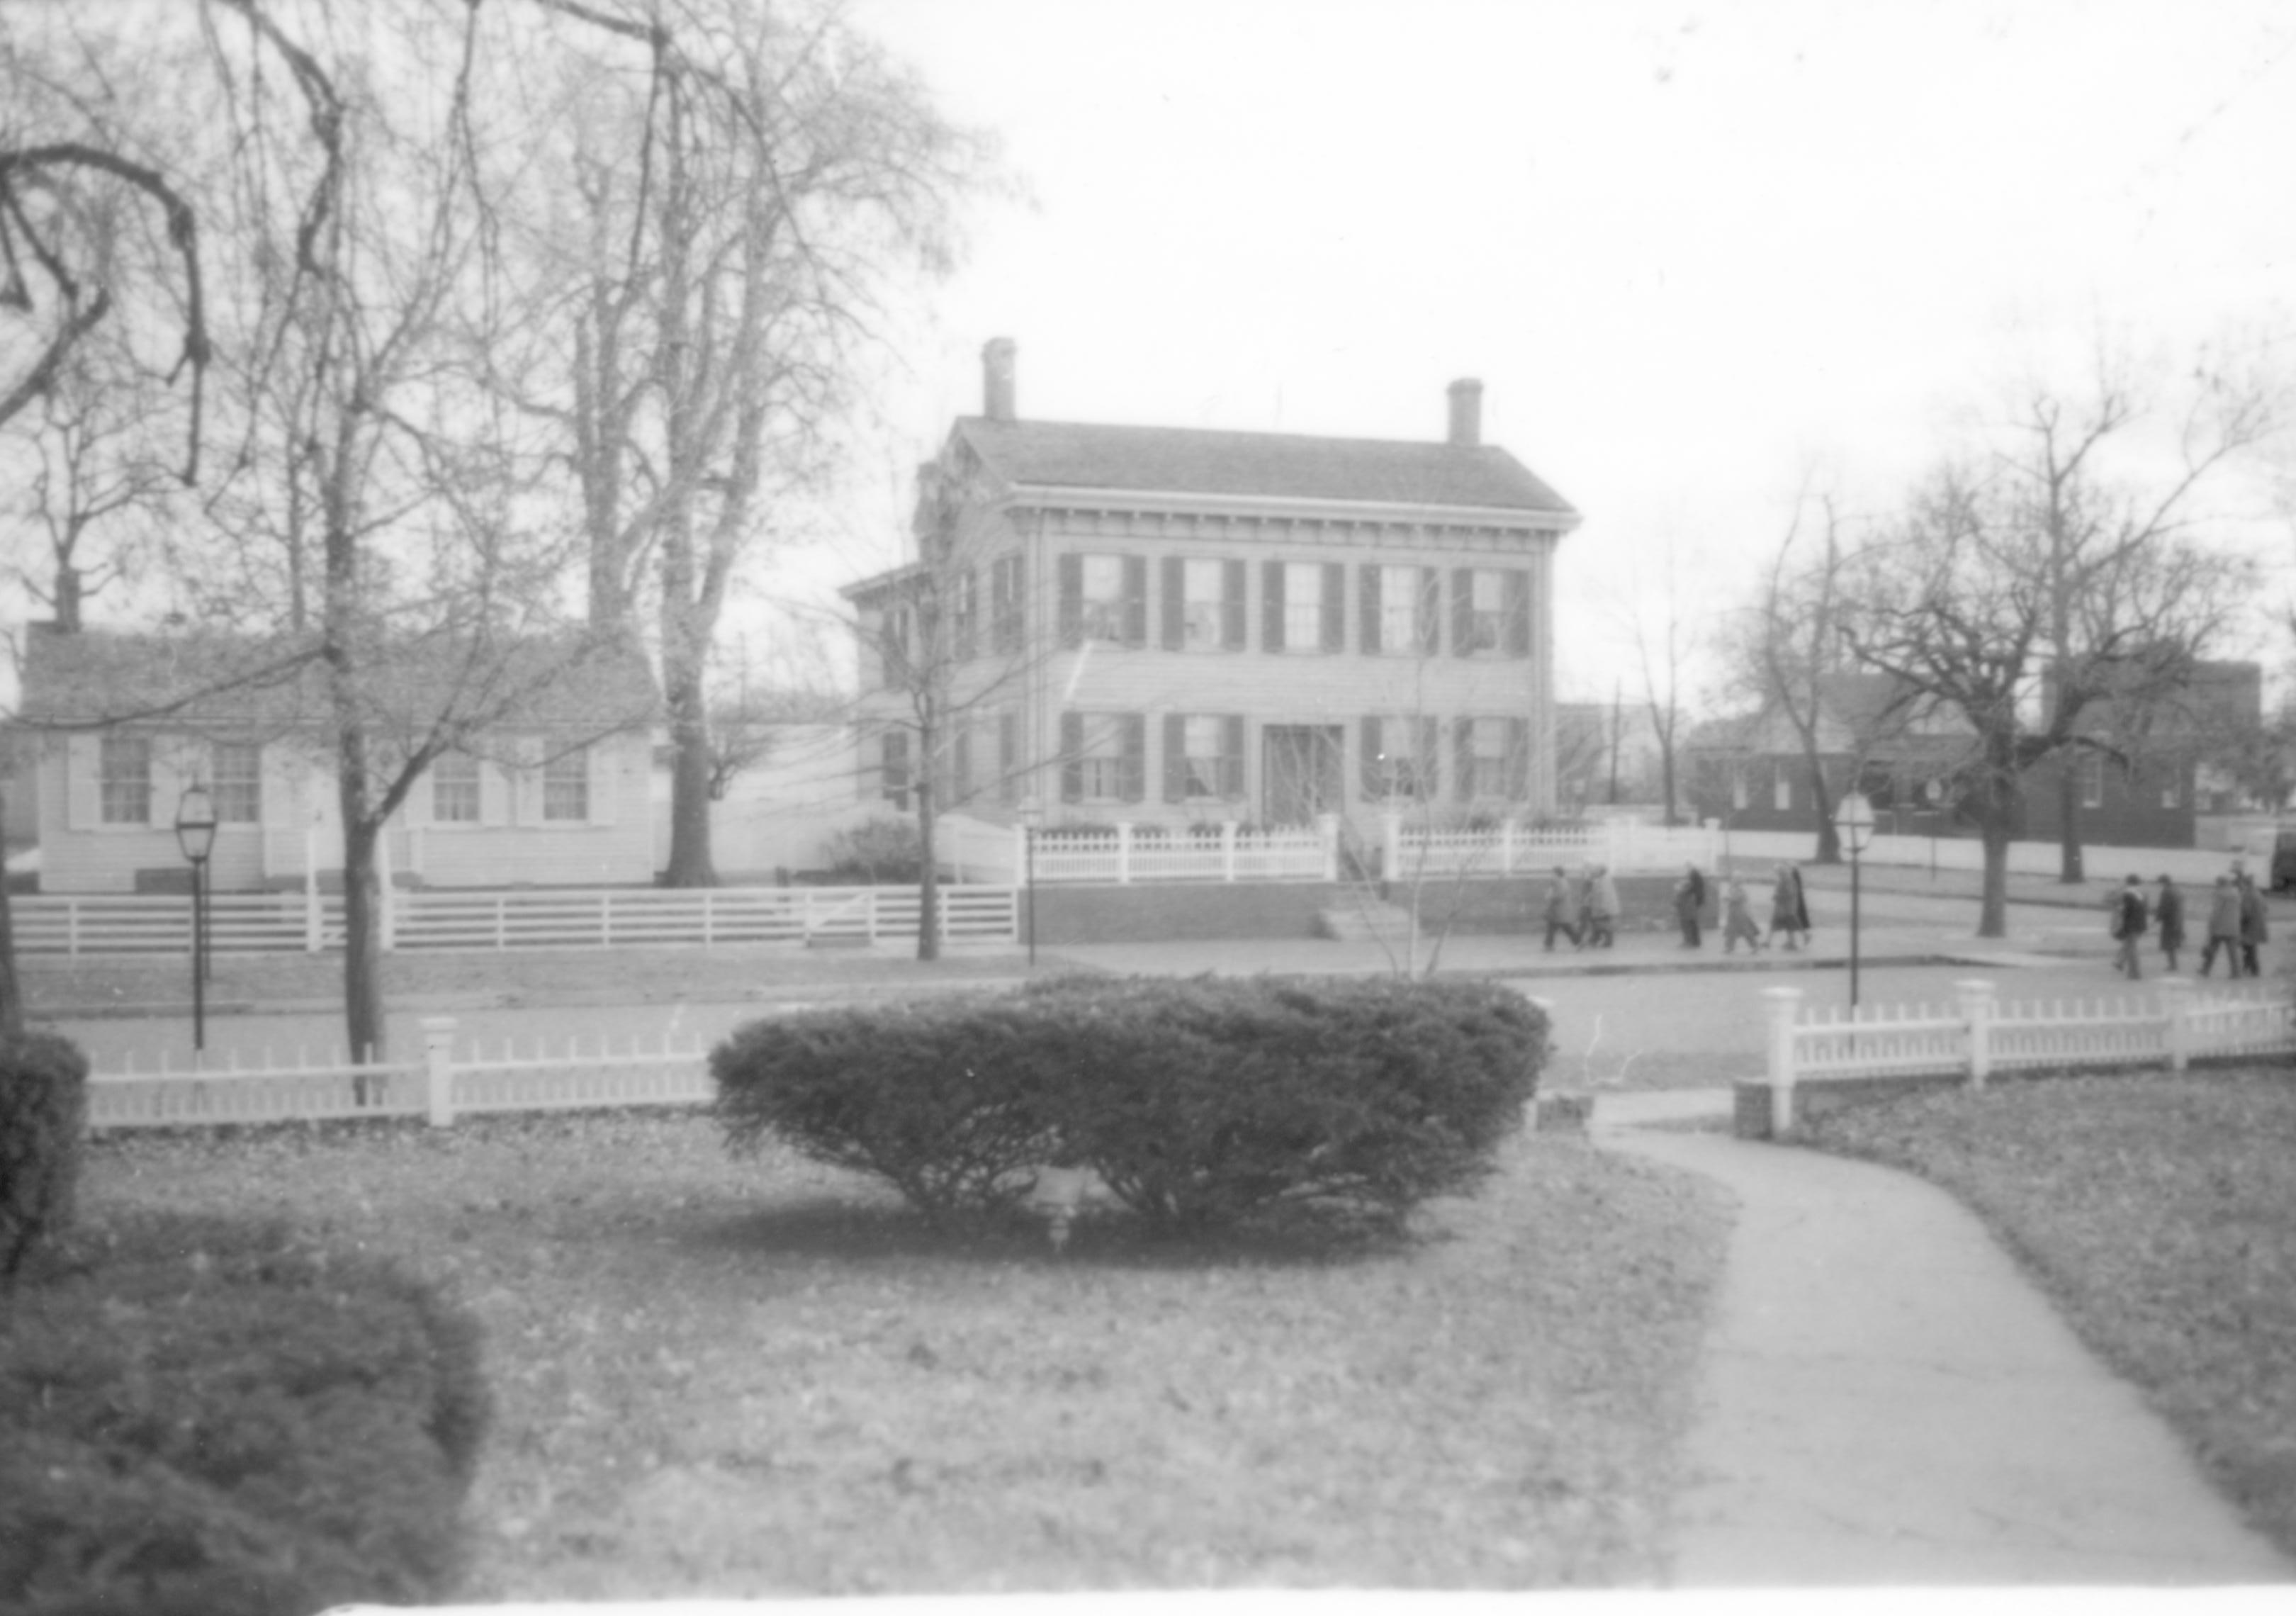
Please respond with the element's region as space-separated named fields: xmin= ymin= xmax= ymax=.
xmin=1840 ymin=356 xmax=2278 ymax=936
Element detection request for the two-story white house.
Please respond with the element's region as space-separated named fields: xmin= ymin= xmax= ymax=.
xmin=845 ymin=339 xmax=1580 ymax=835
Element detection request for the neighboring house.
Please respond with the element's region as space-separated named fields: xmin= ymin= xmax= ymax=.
xmin=844 ymin=338 xmax=1580 ymax=833
xmin=2023 ymin=659 xmax=2262 ymax=851
xmin=17 ymin=626 xmax=658 ymax=893
xmin=1684 ymin=673 xmax=1969 ymax=835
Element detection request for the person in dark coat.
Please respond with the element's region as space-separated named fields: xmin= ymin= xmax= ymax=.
xmin=2110 ymin=874 xmax=2147 ymax=980
xmin=1769 ymin=862 xmax=1811 ymax=951
xmin=2200 ymin=875 xmax=2241 ymax=977
xmin=1675 ymin=863 xmax=1706 ymax=948
xmin=2154 ymin=875 xmax=2185 ymax=975
xmin=2238 ymin=872 xmax=2270 ymax=978
xmin=1541 ymin=865 xmax=1582 ymax=952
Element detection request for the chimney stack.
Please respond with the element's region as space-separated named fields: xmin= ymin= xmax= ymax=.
xmin=1447 ymin=378 xmax=1483 ymax=447
xmin=983 ymin=337 xmax=1017 ymax=422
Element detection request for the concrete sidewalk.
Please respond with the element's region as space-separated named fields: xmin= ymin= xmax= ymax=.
xmin=1595 ymin=1109 xmax=2292 ymax=1586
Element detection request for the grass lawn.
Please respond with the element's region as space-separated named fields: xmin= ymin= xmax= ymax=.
xmin=78 ymin=1111 xmax=1728 ymax=1595
xmin=1800 ymin=1067 xmax=2296 ymax=1559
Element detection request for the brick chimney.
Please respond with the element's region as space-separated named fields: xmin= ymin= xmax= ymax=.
xmin=983 ymin=337 xmax=1017 ymax=422
xmin=1447 ymin=378 xmax=1483 ymax=447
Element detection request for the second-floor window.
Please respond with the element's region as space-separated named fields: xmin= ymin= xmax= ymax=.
xmin=213 ymin=742 xmax=262 ymax=822
xmin=1059 ymin=553 xmax=1146 ymax=648
xmin=951 ymin=568 xmax=979 ymax=661
xmin=434 ymin=752 xmax=481 ymax=823
xmin=1379 ymin=565 xmax=1432 ymax=655
xmin=1453 ymin=567 xmax=1531 ymax=658
xmin=100 ymin=735 xmax=151 ymax=825
xmin=991 ymin=555 xmax=1023 ymax=654
xmin=1283 ymin=562 xmax=1325 ymax=650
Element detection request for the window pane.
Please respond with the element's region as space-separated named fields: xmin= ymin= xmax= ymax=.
xmin=434 ymin=753 xmax=480 ymax=823
xmin=1380 ymin=566 xmax=1418 ymax=652
xmin=1468 ymin=568 xmax=1503 ymax=651
xmin=213 ymin=743 xmax=262 ymax=823
xmin=1183 ymin=559 xmax=1224 ymax=646
xmin=1082 ymin=554 xmax=1127 ymax=643
xmin=1283 ymin=563 xmax=1322 ymax=650
xmin=544 ymin=746 xmax=590 ymax=821
xmin=100 ymin=736 xmax=150 ymax=825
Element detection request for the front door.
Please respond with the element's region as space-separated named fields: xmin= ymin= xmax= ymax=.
xmin=1263 ymin=725 xmax=1344 ymax=825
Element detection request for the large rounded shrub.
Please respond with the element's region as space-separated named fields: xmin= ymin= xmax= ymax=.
xmin=0 ymin=1213 xmax=491 ymax=1616
xmin=713 ymin=975 xmax=1547 ymax=1231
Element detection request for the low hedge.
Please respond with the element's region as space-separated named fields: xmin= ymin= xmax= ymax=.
xmin=1 ymin=1213 xmax=491 ymax=1616
xmin=713 ymin=975 xmax=1548 ymax=1231
xmin=0 ymin=1031 xmax=91 ymax=1281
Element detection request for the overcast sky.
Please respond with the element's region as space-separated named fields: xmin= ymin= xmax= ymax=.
xmin=786 ymin=0 xmax=2296 ymax=706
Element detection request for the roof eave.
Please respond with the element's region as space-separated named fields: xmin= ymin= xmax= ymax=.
xmin=993 ymin=481 xmax=1582 ymax=531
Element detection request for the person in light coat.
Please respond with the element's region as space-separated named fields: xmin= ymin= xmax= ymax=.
xmin=2199 ymin=875 xmax=2241 ymax=978
xmin=1721 ymin=874 xmax=1766 ymax=954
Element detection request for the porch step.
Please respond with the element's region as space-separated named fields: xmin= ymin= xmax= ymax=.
xmin=1316 ymin=901 xmax=1417 ymax=944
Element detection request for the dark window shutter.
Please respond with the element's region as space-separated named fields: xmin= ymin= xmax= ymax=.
xmin=998 ymin=712 xmax=1018 ymax=804
xmin=1161 ymin=557 xmax=1185 ymax=651
xmin=1418 ymin=716 xmax=1441 ymax=799
xmin=1118 ymin=713 xmax=1147 ymax=802
xmin=1222 ymin=714 xmax=1246 ymax=799
xmin=952 ymin=726 xmax=972 ymax=801
xmin=1453 ymin=568 xmax=1474 ymax=658
xmin=882 ymin=729 xmax=909 ymax=811
xmin=1360 ymin=563 xmax=1383 ymax=654
xmin=1263 ymin=561 xmax=1285 ymax=653
xmin=1222 ymin=560 xmax=1247 ymax=649
xmin=1506 ymin=569 xmax=1531 ymax=657
xmin=961 ymin=568 xmax=980 ymax=661
xmin=1123 ymin=556 xmax=1148 ymax=647
xmin=1057 ymin=554 xmax=1083 ymax=649
xmin=1321 ymin=563 xmax=1345 ymax=652
xmin=1164 ymin=712 xmax=1187 ymax=802
xmin=1507 ymin=717 xmax=1531 ymax=799
xmin=1059 ymin=712 xmax=1084 ymax=804
xmin=1421 ymin=568 xmax=1441 ymax=653
xmin=1456 ymin=719 xmax=1475 ymax=802
xmin=1361 ymin=715 xmax=1385 ymax=799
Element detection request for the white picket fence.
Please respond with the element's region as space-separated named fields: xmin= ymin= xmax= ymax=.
xmin=938 ymin=812 xmax=1723 ymax=885
xmin=85 ymin=1015 xmax=714 ymax=1132
xmin=1757 ymin=977 xmax=2296 ymax=1130
xmin=11 ymin=884 xmax=1018 ymax=956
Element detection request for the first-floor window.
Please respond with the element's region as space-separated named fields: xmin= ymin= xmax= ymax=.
xmin=1060 ymin=711 xmax=1144 ymax=804
xmin=544 ymin=746 xmax=590 ymax=821
xmin=1731 ymin=766 xmax=1750 ymax=813
xmin=1166 ymin=713 xmax=1242 ymax=801
xmin=100 ymin=735 xmax=151 ymax=825
xmin=434 ymin=752 xmax=481 ymax=823
xmin=2078 ymin=752 xmax=2104 ymax=810
xmin=1773 ymin=768 xmax=1791 ymax=812
xmin=1363 ymin=715 xmax=1434 ymax=801
xmin=213 ymin=742 xmax=262 ymax=823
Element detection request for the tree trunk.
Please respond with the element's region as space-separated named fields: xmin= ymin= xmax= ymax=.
xmin=662 ymin=666 xmax=717 ymax=888
xmin=2056 ymin=763 xmax=2085 ymax=883
xmin=338 ymin=812 xmax=388 ymax=1070
xmin=914 ymin=775 xmax=940 ymax=962
xmin=0 ymin=784 xmax=21 ymax=1038
xmin=1803 ymin=748 xmax=1842 ymax=865
xmin=1660 ymin=746 xmax=1678 ymax=828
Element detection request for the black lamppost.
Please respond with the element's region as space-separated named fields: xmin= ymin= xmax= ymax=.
xmin=1017 ymin=797 xmax=1042 ymax=968
xmin=1833 ymin=790 xmax=1875 ymax=1010
xmin=174 ymin=782 xmax=218 ymax=1053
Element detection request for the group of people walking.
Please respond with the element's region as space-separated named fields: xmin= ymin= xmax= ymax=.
xmin=1543 ymin=860 xmax=1812 ymax=954
xmin=2109 ymin=866 xmax=2270 ymax=981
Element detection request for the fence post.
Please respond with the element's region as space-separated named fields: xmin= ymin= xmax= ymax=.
xmin=1383 ymin=812 xmax=1402 ymax=881
xmin=1114 ymin=821 xmax=1132 ymax=885
xmin=2157 ymin=975 xmax=2193 ymax=1074
xmin=1956 ymin=978 xmax=1996 ymax=1091
xmin=421 ymin=1015 xmax=458 ymax=1128
xmin=1501 ymin=817 xmax=1519 ymax=875
xmin=1316 ymin=814 xmax=1339 ymax=881
xmin=1762 ymin=985 xmax=1803 ymax=1135
xmin=1222 ymin=820 xmax=1238 ymax=882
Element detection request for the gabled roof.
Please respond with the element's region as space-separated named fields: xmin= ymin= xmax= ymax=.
xmin=950 ymin=416 xmax=1576 ymax=519
xmin=17 ymin=627 xmax=658 ymax=735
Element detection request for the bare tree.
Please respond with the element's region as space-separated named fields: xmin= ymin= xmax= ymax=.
xmin=495 ymin=0 xmax=984 ymax=889
xmin=1625 ymin=539 xmax=1692 ymax=826
xmin=1840 ymin=364 xmax=2269 ymax=936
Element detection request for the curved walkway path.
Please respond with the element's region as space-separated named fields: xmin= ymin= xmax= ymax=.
xmin=1598 ymin=1100 xmax=2292 ymax=1586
